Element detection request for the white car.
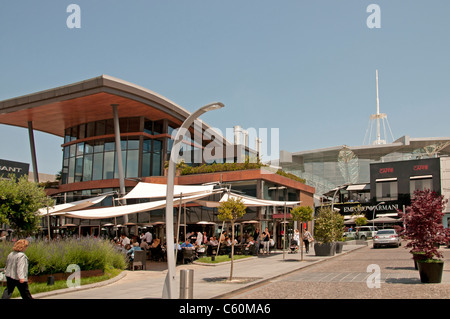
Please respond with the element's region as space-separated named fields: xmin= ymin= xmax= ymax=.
xmin=373 ymin=229 xmax=401 ymax=248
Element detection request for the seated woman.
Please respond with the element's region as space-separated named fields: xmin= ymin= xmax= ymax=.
xmin=127 ymin=242 xmax=142 ymax=262
xmin=150 ymin=238 xmax=163 ymax=261
xmin=244 ymin=236 xmax=255 ymax=255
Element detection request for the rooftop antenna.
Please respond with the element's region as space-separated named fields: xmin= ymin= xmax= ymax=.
xmin=363 ymin=70 xmax=394 ymax=145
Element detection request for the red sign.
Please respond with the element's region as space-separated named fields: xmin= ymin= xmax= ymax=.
xmin=379 ymin=168 xmax=394 ymax=174
xmin=413 ymin=165 xmax=428 ymax=171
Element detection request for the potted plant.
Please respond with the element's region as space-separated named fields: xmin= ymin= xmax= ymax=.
xmin=313 ymin=207 xmax=336 ymax=256
xmin=402 ymin=189 xmax=449 ymax=283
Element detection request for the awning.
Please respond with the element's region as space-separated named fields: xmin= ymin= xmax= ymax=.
xmin=220 ymin=192 xmax=300 ymax=207
xmin=346 ymin=184 xmax=370 ymax=191
xmin=194 ymin=192 xmax=301 ymax=208
xmin=60 ymin=192 xmax=214 ymax=220
xmin=367 ymin=216 xmax=401 ymax=223
xmin=118 ymin=182 xmax=215 ymax=200
xmin=38 ymin=195 xmax=108 ymax=216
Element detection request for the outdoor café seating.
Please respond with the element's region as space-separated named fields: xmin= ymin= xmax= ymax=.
xmin=182 ymin=248 xmax=195 ymax=264
xmin=150 ymin=247 xmax=164 ymax=262
xmin=131 ymin=250 xmax=147 ymax=271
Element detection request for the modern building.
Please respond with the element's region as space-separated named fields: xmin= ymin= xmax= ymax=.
xmin=280 ymin=136 xmax=450 ymax=196
xmin=0 ymin=75 xmax=315 ymax=244
xmin=314 ymin=157 xmax=450 ymax=230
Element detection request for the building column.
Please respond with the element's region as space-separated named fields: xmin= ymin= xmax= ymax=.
xmin=112 ymin=104 xmax=128 ymax=229
xmin=27 ymin=121 xmax=39 ymax=183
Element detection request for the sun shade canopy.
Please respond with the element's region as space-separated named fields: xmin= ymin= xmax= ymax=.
xmin=118 ymin=182 xmax=215 ymax=200
xmin=57 ymin=192 xmax=214 ymax=220
xmin=38 ymin=195 xmax=109 ymax=215
xmin=195 ymin=192 xmax=300 ymax=208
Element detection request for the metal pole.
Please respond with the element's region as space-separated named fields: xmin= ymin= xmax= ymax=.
xmin=28 ymin=121 xmax=39 ymax=183
xmin=283 ymin=202 xmax=286 ymax=260
xmin=47 ymin=206 xmax=51 ymax=240
xmin=175 ymin=193 xmax=182 ymax=263
xmin=112 ymin=104 xmax=128 ymax=228
xmin=179 ymin=269 xmax=194 ymax=299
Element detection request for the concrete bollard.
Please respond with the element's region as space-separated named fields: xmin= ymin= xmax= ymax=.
xmin=179 ymin=269 xmax=194 ymax=299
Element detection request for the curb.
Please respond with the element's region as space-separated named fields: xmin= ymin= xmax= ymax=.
xmin=32 ymin=271 xmax=127 ymax=299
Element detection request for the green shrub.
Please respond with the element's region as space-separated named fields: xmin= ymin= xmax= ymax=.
xmin=0 ymin=238 xmax=127 ymax=276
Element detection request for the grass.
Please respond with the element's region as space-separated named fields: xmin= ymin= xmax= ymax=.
xmin=4 ymin=268 xmax=123 ymax=299
xmin=196 ymin=255 xmax=254 ymax=264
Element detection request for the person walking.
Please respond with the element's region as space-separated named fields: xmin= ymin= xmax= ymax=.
xmin=2 ymin=239 xmax=33 ymax=299
xmin=262 ymin=227 xmax=271 ymax=256
xmin=303 ymin=228 xmax=313 ymax=254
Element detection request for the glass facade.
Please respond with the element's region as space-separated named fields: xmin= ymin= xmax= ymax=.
xmin=61 ymin=117 xmax=165 ymax=184
xmin=281 ymin=140 xmax=450 ymax=196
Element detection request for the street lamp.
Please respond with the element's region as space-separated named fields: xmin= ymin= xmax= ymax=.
xmin=162 ymin=102 xmax=224 ymax=299
xmin=372 ymin=201 xmax=385 ymax=231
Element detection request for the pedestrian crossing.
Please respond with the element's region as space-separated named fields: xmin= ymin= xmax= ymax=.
xmin=275 ymin=272 xmax=422 ymax=284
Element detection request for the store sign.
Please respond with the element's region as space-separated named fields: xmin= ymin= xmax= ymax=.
xmin=413 ymin=165 xmax=429 ymax=171
xmin=343 ymin=204 xmax=399 ymax=213
xmin=0 ymin=159 xmax=29 ymax=179
xmin=379 ymin=168 xmax=394 ymax=174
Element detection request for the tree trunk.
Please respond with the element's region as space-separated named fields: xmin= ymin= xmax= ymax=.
xmin=230 ymin=221 xmax=235 ymax=281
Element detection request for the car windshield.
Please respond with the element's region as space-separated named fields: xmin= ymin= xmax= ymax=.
xmin=377 ymin=230 xmax=395 ymax=235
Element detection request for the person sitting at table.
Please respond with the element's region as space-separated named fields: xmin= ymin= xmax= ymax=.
xmin=149 ymin=238 xmax=163 ymax=261
xmin=126 ymin=242 xmax=142 ymax=262
xmin=181 ymin=239 xmax=194 ymax=249
xmin=140 ymin=238 xmax=149 ymax=250
xmin=207 ymin=237 xmax=218 ymax=255
xmin=151 ymin=238 xmax=161 ymax=248
xmin=219 ymin=231 xmax=227 ymax=244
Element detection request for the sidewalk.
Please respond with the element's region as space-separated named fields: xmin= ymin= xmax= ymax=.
xmin=35 ymin=243 xmax=367 ymax=299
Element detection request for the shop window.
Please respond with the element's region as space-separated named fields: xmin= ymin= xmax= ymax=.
xmin=376 ymin=179 xmax=398 ymax=201
xmin=410 ymin=176 xmax=433 ymax=197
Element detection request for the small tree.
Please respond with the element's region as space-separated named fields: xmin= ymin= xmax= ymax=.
xmin=217 ymin=197 xmax=247 ymax=281
xmin=402 ymin=189 xmax=449 ymax=260
xmin=355 ymin=216 xmax=368 ymax=227
xmin=290 ymin=205 xmax=313 ymax=260
xmin=314 ymin=207 xmax=335 ymax=244
xmin=332 ymin=211 xmax=345 ymax=241
xmin=0 ymin=175 xmax=53 ymax=237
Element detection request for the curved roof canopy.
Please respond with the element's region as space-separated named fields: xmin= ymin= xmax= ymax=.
xmin=0 ymin=75 xmax=219 ymax=139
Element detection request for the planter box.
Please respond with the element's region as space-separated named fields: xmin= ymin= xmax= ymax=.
xmin=412 ymin=253 xmax=428 ymax=270
xmin=314 ymin=242 xmax=336 ymax=256
xmin=335 ymin=241 xmax=344 ymax=253
xmin=29 ymin=269 xmax=104 ymax=284
xmin=417 ymin=261 xmax=444 ymax=283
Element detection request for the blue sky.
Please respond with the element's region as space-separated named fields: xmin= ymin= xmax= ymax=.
xmin=1 ymin=1 xmax=450 ymax=174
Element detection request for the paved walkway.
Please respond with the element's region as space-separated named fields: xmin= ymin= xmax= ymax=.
xmin=35 ymin=243 xmax=366 ymax=299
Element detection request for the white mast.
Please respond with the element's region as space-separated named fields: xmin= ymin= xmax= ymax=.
xmin=363 ymin=69 xmax=394 ymax=145
xmin=376 ymin=69 xmax=381 ymax=144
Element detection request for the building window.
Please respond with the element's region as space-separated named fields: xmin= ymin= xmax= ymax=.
xmin=410 ymin=175 xmax=433 ymax=197
xmin=376 ymin=178 xmax=398 ymax=201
